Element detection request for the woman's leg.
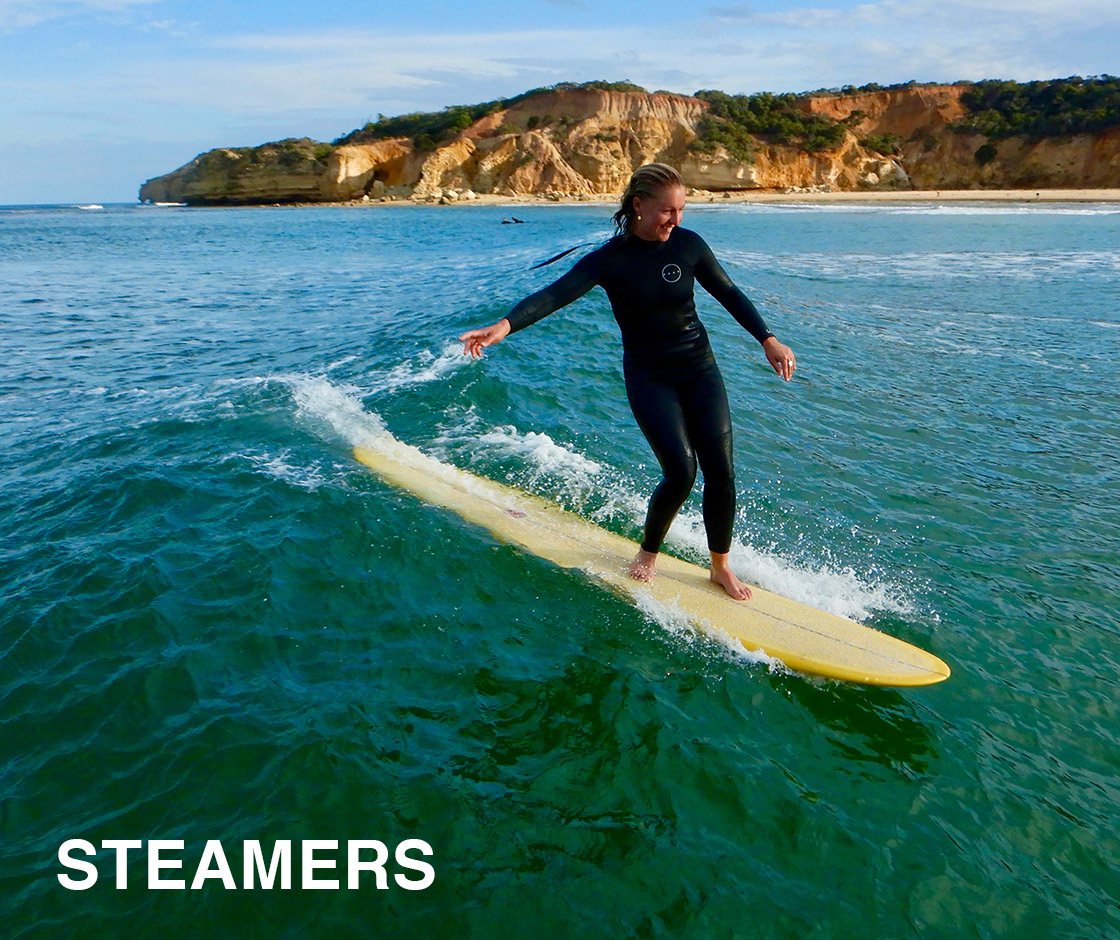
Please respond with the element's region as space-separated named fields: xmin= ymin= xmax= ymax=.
xmin=624 ymin=367 xmax=696 ymax=558
xmin=678 ymin=364 xmax=735 ymax=554
xmin=679 ymin=363 xmax=752 ymax=600
xmin=624 ymin=360 xmax=751 ymax=599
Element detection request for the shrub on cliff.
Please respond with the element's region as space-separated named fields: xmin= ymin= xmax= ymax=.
xmin=569 ymin=80 xmax=647 ymax=94
xmin=861 ymin=133 xmax=902 ymax=155
xmin=689 ymin=116 xmax=757 ymax=162
xmin=974 ymin=142 xmax=999 ymax=166
xmin=332 ymin=80 xmax=649 ymax=148
xmin=228 ymin=139 xmax=334 ymax=171
xmin=954 ymin=76 xmax=1120 ymax=138
xmin=689 ymin=90 xmax=847 ymax=159
xmin=334 ymin=102 xmax=503 ymax=147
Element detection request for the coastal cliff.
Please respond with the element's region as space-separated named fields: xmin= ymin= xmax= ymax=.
xmin=138 ymin=80 xmax=1120 ymax=205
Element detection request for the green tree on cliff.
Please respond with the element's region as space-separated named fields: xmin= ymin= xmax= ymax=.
xmin=954 ymin=76 xmax=1120 ymax=138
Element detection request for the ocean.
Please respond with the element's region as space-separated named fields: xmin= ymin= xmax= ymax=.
xmin=2 ymin=200 xmax=1118 ymax=938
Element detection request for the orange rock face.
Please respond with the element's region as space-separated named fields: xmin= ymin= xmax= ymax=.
xmin=138 ymin=85 xmax=1120 ymax=205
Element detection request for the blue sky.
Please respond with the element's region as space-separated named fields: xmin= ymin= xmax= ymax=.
xmin=2 ymin=0 xmax=1117 ymax=203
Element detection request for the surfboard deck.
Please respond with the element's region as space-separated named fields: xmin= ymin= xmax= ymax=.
xmin=353 ymin=433 xmax=950 ymax=687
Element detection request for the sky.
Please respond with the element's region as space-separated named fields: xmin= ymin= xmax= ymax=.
xmin=1 ymin=0 xmax=1117 ymax=204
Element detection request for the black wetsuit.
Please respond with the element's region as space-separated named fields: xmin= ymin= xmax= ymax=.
xmin=505 ymin=226 xmax=773 ymax=555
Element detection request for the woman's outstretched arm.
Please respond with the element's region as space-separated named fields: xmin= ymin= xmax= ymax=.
xmin=459 ymin=254 xmax=599 ymax=357
xmin=693 ymin=237 xmax=797 ymax=381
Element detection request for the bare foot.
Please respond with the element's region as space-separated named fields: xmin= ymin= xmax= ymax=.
xmin=709 ymin=557 xmax=752 ymax=600
xmin=629 ymin=549 xmax=657 ymax=583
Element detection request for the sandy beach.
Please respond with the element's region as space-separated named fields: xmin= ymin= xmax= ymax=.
xmin=699 ymin=188 xmax=1120 ymax=204
xmin=322 ymin=188 xmax=1120 ymax=209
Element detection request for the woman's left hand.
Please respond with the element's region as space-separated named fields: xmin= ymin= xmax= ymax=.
xmin=762 ymin=336 xmax=797 ymax=382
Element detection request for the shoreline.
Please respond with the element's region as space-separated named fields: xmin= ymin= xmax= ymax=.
xmin=291 ymin=188 xmax=1120 ymax=209
xmin=700 ymin=188 xmax=1120 ymax=204
xmin=116 ymin=188 xmax=1120 ymax=211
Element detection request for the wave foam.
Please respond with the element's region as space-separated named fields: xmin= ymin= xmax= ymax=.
xmin=437 ymin=412 xmax=914 ymax=625
xmin=440 ymin=415 xmax=647 ymax=523
xmin=478 ymin=424 xmax=602 ymax=477
xmin=632 ymin=590 xmax=789 ymax=673
xmin=289 ymin=376 xmax=386 ymax=448
xmin=716 ymin=201 xmax=1120 ymax=217
xmin=721 ymin=247 xmax=1120 ymax=281
xmin=240 ymin=450 xmax=328 ymax=491
xmin=367 ymin=342 xmax=470 ymax=394
xmin=656 ymin=504 xmax=912 ymax=623
xmin=274 ymin=375 xmax=917 ymax=630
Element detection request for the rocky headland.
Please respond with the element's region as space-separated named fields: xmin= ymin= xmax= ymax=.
xmin=138 ymin=79 xmax=1120 ymax=206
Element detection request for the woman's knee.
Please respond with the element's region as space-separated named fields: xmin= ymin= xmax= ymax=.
xmin=696 ymin=435 xmax=734 ymax=487
xmin=659 ymin=451 xmax=697 ymax=495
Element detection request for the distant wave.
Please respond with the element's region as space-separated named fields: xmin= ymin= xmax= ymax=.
xmin=716 ymin=201 xmax=1120 ymax=217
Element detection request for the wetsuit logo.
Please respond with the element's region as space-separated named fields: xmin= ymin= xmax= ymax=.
xmin=661 ymin=264 xmax=682 ymax=283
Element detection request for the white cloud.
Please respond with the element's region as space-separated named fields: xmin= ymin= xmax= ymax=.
xmin=13 ymin=11 xmax=1111 ymax=143
xmin=712 ymin=0 xmax=1120 ymax=30
xmin=209 ymin=27 xmax=620 ymax=60
xmin=0 ymin=0 xmax=157 ymax=30
xmin=92 ymin=27 xmax=659 ymax=117
xmin=692 ymin=0 xmax=1120 ymax=91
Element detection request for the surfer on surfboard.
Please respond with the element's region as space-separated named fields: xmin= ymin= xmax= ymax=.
xmin=459 ymin=163 xmax=796 ymax=601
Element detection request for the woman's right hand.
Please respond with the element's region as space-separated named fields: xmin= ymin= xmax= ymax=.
xmin=458 ymin=318 xmax=511 ymax=358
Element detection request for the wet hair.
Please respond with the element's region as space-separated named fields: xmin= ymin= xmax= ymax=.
xmin=612 ymin=163 xmax=684 ymax=236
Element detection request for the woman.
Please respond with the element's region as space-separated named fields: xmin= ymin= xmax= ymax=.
xmin=459 ymin=163 xmax=796 ymax=600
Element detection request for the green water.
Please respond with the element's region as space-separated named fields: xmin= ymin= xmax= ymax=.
xmin=1 ymin=202 xmax=1118 ymax=938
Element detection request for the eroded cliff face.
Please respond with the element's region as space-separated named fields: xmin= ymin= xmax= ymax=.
xmin=139 ymin=138 xmax=333 ymax=205
xmin=905 ymin=127 xmax=1120 ymax=189
xmin=407 ymin=89 xmax=719 ymax=198
xmin=138 ymin=85 xmax=1120 ymax=205
xmin=681 ymin=137 xmax=908 ymax=192
xmin=802 ymin=85 xmax=967 ymax=141
xmin=447 ymin=88 xmax=909 ymax=196
xmin=324 ymin=140 xmax=420 ymax=200
xmin=800 ymin=84 xmax=1120 ymax=189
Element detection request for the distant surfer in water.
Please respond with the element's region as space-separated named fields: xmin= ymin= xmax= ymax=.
xmin=459 ymin=163 xmax=796 ymax=600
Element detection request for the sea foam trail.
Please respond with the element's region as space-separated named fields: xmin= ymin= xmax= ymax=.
xmin=435 ymin=409 xmax=913 ymax=623
xmin=662 ymin=509 xmax=913 ymax=622
xmin=282 ymin=373 xmax=913 ymax=627
xmin=239 ymin=450 xmax=329 ymax=492
xmin=632 ymin=591 xmax=789 ymax=674
xmin=365 ymin=342 xmax=470 ymax=394
xmin=432 ymin=404 xmax=915 ymax=625
xmin=433 ymin=416 xmax=646 ymax=522
xmin=289 ymin=376 xmax=388 ymax=448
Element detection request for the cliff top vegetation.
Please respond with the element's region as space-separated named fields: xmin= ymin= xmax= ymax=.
xmin=952 ymin=75 xmax=1120 ymax=138
xmin=333 ymin=81 xmax=649 ymax=148
xmin=330 ymin=76 xmax=1120 ymax=158
xmin=689 ymin=90 xmax=853 ymax=160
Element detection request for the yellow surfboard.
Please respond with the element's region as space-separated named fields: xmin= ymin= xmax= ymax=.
xmin=354 ymin=432 xmax=950 ymax=687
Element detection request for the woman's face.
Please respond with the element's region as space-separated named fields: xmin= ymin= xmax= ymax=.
xmin=632 ymin=184 xmax=685 ymax=242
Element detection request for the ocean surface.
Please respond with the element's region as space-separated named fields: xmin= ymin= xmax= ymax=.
xmin=2 ymin=199 xmax=1118 ymax=939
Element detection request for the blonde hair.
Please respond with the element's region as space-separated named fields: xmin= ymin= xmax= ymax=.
xmin=612 ymin=163 xmax=684 ymax=236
